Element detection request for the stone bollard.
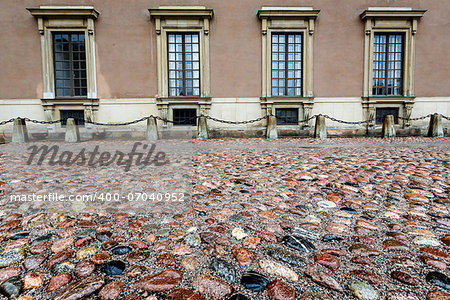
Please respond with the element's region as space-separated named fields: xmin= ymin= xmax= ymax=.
xmin=65 ymin=118 xmax=80 ymax=143
xmin=266 ymin=115 xmax=278 ymax=139
xmin=314 ymin=115 xmax=327 ymax=139
xmin=146 ymin=117 xmax=159 ymax=141
xmin=382 ymin=115 xmax=396 ymax=138
xmin=427 ymin=114 xmax=444 ymax=138
xmin=12 ymin=118 xmax=29 ymax=143
xmin=197 ymin=115 xmax=209 ymax=140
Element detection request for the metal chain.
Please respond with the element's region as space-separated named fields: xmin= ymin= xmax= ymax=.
xmin=0 ymin=113 xmax=448 ymax=126
xmin=155 ymin=116 xmax=176 ymax=124
xmin=0 ymin=118 xmax=16 ymax=126
xmin=23 ymin=117 xmax=61 ymax=124
xmin=203 ymin=115 xmax=269 ymax=125
xmin=295 ymin=115 xmax=318 ymax=123
xmin=398 ymin=113 xmax=433 ymax=121
xmin=316 ymin=114 xmax=374 ymax=125
xmin=85 ymin=116 xmax=150 ymax=126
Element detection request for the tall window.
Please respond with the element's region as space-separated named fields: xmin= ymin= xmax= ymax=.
xmin=168 ymin=33 xmax=200 ymax=97
xmin=271 ymin=33 xmax=302 ymax=96
xmin=53 ymin=32 xmax=87 ymax=97
xmin=372 ymin=33 xmax=403 ymax=96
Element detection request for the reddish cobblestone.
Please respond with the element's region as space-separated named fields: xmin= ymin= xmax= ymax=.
xmin=0 ymin=137 xmax=448 ymax=299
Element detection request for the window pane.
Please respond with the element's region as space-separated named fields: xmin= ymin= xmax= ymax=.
xmin=173 ymin=109 xmax=197 ymax=126
xmin=53 ymin=32 xmax=86 ymax=97
xmin=167 ymin=33 xmax=200 ymax=96
xmin=276 ymin=108 xmax=298 ymax=125
xmin=287 ymin=79 xmax=294 ymax=87
xmin=372 ymin=33 xmax=403 ymax=96
xmin=272 ymin=79 xmax=278 ymax=87
xmin=376 ymin=107 xmax=399 ymax=124
xmin=271 ymin=32 xmax=303 ymax=96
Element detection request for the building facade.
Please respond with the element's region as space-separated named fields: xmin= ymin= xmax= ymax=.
xmin=0 ymin=0 xmax=449 ymax=137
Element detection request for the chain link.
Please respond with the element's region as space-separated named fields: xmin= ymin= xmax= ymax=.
xmin=0 ymin=113 xmax=448 ymax=127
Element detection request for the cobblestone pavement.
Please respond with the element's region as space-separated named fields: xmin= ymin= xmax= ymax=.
xmin=0 ymin=137 xmax=449 ymax=300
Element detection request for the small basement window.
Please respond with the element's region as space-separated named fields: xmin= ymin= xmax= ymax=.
xmin=173 ymin=109 xmax=197 ymax=126
xmin=376 ymin=107 xmax=399 ymax=124
xmin=276 ymin=108 xmax=298 ymax=125
xmin=60 ymin=110 xmax=85 ymax=126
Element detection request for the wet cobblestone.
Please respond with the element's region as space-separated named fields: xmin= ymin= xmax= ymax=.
xmin=0 ymin=137 xmax=449 ymax=299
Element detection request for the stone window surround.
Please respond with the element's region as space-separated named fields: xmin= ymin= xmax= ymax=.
xmin=274 ymin=105 xmax=303 ymax=128
xmin=149 ymin=6 xmax=213 ymax=127
xmin=258 ymin=7 xmax=319 ymax=128
xmin=27 ymin=6 xmax=99 ymax=123
xmin=361 ymin=7 xmax=426 ymax=128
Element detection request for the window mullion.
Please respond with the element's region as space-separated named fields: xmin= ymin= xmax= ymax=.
xmin=182 ymin=35 xmax=186 ymax=96
xmin=385 ymin=34 xmax=389 ymax=96
xmin=285 ymin=35 xmax=288 ymax=96
xmin=69 ymin=33 xmax=74 ymax=97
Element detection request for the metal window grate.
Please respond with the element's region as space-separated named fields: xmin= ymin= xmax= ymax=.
xmin=376 ymin=107 xmax=399 ymax=124
xmin=173 ymin=109 xmax=197 ymax=126
xmin=60 ymin=110 xmax=85 ymax=126
xmin=271 ymin=33 xmax=302 ymax=96
xmin=168 ymin=33 xmax=200 ymax=97
xmin=276 ymin=108 xmax=298 ymax=125
xmin=372 ymin=33 xmax=403 ymax=96
xmin=53 ymin=32 xmax=87 ymax=97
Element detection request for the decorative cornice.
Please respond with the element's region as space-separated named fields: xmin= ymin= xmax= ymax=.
xmin=257 ymin=9 xmax=320 ymax=19
xmin=360 ymin=9 xmax=426 ymax=21
xmin=362 ymin=96 xmax=415 ymax=104
xmin=149 ymin=7 xmax=214 ymax=19
xmin=27 ymin=6 xmax=99 ymax=19
xmin=260 ymin=96 xmax=314 ymax=104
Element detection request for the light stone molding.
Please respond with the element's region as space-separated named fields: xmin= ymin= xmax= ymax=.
xmin=258 ymin=7 xmax=319 ymax=128
xmin=361 ymin=7 xmax=425 ymax=128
